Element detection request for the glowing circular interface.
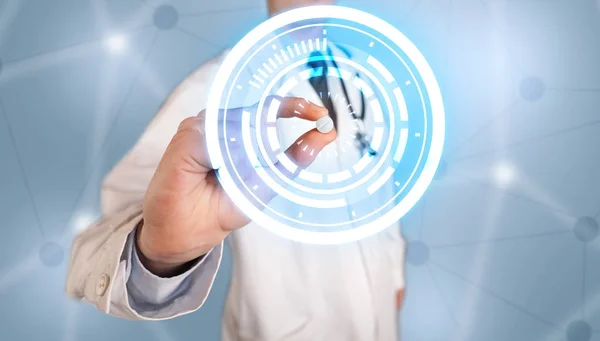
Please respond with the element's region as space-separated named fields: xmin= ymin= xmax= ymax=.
xmin=205 ymin=5 xmax=445 ymax=244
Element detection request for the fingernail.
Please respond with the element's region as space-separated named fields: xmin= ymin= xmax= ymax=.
xmin=312 ymin=102 xmax=328 ymax=113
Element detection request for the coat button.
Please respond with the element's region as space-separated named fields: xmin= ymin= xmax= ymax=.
xmin=95 ymin=273 xmax=110 ymax=297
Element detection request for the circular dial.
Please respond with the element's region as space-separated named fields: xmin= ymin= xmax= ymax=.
xmin=205 ymin=5 xmax=445 ymax=244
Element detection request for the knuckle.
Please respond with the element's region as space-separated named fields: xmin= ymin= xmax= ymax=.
xmin=177 ymin=116 xmax=197 ymax=131
xmin=177 ymin=116 xmax=204 ymax=135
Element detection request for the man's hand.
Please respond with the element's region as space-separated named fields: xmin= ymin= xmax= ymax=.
xmin=137 ymin=97 xmax=336 ymax=276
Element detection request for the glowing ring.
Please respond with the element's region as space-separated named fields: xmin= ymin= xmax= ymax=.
xmin=206 ymin=5 xmax=445 ymax=244
xmin=254 ymin=56 xmax=397 ymax=196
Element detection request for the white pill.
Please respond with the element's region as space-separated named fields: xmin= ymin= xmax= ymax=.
xmin=316 ymin=116 xmax=334 ymax=134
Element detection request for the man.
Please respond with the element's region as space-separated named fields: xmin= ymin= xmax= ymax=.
xmin=66 ymin=0 xmax=407 ymax=340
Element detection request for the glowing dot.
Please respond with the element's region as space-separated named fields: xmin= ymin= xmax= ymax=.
xmin=72 ymin=211 xmax=97 ymax=232
xmin=298 ymin=212 xmax=303 ymax=218
xmin=405 ymin=80 xmax=411 ymax=85
xmin=415 ymin=132 xmax=421 ymax=137
xmin=369 ymin=41 xmax=374 ymax=47
xmin=493 ymin=162 xmax=516 ymax=187
xmin=566 ymin=320 xmax=591 ymax=341
xmin=520 ymin=76 xmax=545 ymax=102
xmin=573 ymin=217 xmax=598 ymax=243
xmin=230 ymin=137 xmax=236 ymax=142
xmin=39 ymin=242 xmax=64 ymax=267
xmin=406 ymin=241 xmax=429 ymax=266
xmin=153 ymin=5 xmax=178 ymax=30
xmin=105 ymin=35 xmax=127 ymax=53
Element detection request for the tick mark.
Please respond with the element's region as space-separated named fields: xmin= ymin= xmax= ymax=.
xmin=263 ymin=63 xmax=273 ymax=73
xmin=258 ymin=68 xmax=268 ymax=78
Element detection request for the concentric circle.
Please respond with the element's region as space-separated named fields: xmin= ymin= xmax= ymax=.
xmin=206 ymin=5 xmax=445 ymax=244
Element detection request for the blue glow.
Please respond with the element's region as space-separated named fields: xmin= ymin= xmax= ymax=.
xmin=205 ymin=5 xmax=445 ymax=244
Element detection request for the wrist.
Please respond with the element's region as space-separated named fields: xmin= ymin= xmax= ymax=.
xmin=135 ymin=221 xmax=195 ymax=277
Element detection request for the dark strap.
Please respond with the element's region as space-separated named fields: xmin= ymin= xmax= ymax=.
xmin=307 ymin=51 xmax=338 ymax=128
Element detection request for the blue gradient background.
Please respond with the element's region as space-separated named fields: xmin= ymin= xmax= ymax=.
xmin=1 ymin=0 xmax=599 ymax=340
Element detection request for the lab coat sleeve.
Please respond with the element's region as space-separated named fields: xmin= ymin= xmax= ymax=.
xmin=65 ymin=53 xmax=227 ymax=320
xmin=125 ymin=226 xmax=223 ymax=319
xmin=389 ymin=223 xmax=407 ymax=290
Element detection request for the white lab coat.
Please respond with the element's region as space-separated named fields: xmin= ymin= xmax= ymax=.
xmin=66 ymin=48 xmax=406 ymax=341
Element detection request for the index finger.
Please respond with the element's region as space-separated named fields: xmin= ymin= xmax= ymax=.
xmin=221 ymin=96 xmax=329 ymax=126
xmin=263 ymin=95 xmax=329 ymax=121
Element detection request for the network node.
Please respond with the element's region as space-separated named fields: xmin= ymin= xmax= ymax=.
xmin=566 ymin=320 xmax=592 ymax=341
xmin=105 ymin=35 xmax=127 ymax=53
xmin=406 ymin=241 xmax=429 ymax=266
xmin=153 ymin=5 xmax=178 ymax=30
xmin=574 ymin=216 xmax=598 ymax=242
xmin=520 ymin=76 xmax=545 ymax=102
